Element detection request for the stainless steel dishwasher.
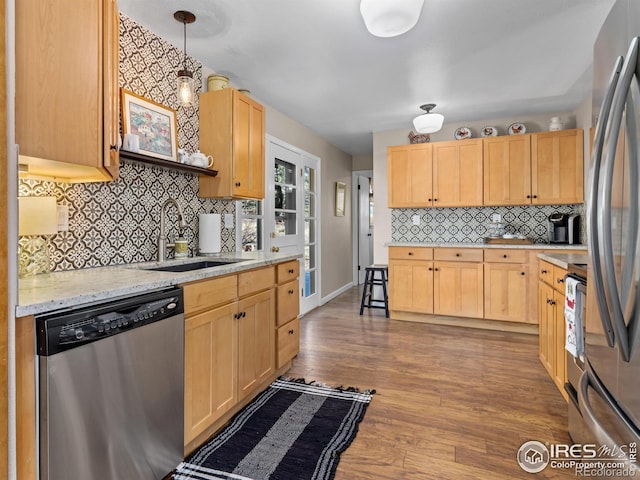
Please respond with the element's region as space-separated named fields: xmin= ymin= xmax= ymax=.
xmin=36 ymin=287 xmax=185 ymax=480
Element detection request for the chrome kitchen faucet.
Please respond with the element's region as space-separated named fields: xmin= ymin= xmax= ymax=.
xmin=158 ymin=198 xmax=187 ymax=262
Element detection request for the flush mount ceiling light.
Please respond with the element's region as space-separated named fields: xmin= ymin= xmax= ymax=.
xmin=413 ymin=104 xmax=444 ymax=133
xmin=174 ymin=10 xmax=196 ymax=107
xmin=360 ymin=0 xmax=425 ymax=38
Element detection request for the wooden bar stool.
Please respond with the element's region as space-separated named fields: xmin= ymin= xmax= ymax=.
xmin=359 ymin=265 xmax=389 ymax=318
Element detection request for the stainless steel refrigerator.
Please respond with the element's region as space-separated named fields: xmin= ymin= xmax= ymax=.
xmin=584 ymin=0 xmax=640 ymax=469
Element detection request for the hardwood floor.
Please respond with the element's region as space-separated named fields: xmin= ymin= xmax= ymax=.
xmin=287 ymin=287 xmax=576 ymax=479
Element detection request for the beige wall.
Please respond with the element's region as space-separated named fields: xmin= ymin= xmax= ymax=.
xmin=265 ymin=105 xmax=354 ymax=300
xmin=352 ymin=153 xmax=373 ymax=171
xmin=372 ymin=110 xmax=580 ymax=264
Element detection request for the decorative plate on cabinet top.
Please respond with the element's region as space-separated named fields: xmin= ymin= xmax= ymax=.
xmin=508 ymin=122 xmax=526 ymax=135
xmin=454 ymin=127 xmax=472 ymax=140
xmin=480 ymin=126 xmax=498 ymax=137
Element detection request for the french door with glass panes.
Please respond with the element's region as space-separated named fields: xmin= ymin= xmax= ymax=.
xmin=266 ymin=136 xmax=320 ymax=314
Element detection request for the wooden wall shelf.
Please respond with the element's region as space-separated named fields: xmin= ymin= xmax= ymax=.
xmin=120 ymin=150 xmax=218 ymax=177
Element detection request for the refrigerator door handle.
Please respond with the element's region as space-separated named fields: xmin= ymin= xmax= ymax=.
xmin=579 ymin=369 xmax=640 ymax=468
xmin=599 ymin=37 xmax=640 ymax=362
xmin=588 ymin=55 xmax=623 ymax=348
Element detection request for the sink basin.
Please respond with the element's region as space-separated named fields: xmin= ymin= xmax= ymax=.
xmin=145 ymin=260 xmax=242 ymax=273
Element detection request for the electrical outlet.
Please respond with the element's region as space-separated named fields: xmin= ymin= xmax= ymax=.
xmin=492 ymin=213 xmax=501 ymax=223
xmin=224 ymin=213 xmax=234 ymax=229
xmin=57 ymin=205 xmax=69 ymax=232
xmin=412 ymin=214 xmax=421 ymax=226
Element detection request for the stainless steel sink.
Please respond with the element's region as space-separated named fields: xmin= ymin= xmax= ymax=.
xmin=144 ymin=260 xmax=243 ymax=273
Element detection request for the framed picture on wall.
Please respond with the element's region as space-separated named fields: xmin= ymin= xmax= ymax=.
xmin=335 ymin=182 xmax=347 ymax=216
xmin=120 ymin=88 xmax=179 ymax=162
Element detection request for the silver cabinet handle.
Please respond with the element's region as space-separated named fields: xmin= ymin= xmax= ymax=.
xmin=598 ymin=37 xmax=639 ymax=361
xmin=588 ymin=54 xmax=623 ymax=349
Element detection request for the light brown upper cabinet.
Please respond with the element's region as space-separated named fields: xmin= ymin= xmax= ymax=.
xmin=483 ymin=135 xmax=532 ymax=205
xmin=16 ymin=0 xmax=120 ymax=182
xmin=199 ymin=89 xmax=265 ymax=199
xmin=387 ymin=144 xmax=433 ymax=208
xmin=531 ymin=129 xmax=584 ymax=205
xmin=387 ymin=139 xmax=483 ymax=208
xmin=432 ymin=139 xmax=483 ymax=207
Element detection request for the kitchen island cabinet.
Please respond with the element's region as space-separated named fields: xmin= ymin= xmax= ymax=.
xmin=199 ymin=89 xmax=265 ymax=199
xmin=275 ymin=260 xmax=300 ymax=368
xmin=16 ymin=0 xmax=119 ymax=182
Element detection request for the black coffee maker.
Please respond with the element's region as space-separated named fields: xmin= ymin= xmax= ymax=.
xmin=548 ymin=213 xmax=580 ymax=244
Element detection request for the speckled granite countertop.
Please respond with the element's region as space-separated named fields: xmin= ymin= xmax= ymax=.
xmin=387 ymin=242 xmax=588 ymax=250
xmin=537 ymin=252 xmax=590 ymax=269
xmin=17 ymin=251 xmax=301 ymax=317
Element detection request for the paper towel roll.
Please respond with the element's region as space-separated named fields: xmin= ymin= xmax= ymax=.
xmin=199 ymin=213 xmax=221 ymax=253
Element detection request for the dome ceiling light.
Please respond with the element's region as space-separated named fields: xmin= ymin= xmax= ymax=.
xmin=360 ymin=0 xmax=425 ymax=38
xmin=413 ymin=104 xmax=444 ymax=133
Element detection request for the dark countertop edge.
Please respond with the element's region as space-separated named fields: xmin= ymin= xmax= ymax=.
xmin=17 ymin=252 xmax=302 ymax=318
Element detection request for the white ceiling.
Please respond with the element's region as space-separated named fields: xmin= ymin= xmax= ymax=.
xmin=117 ymin=0 xmax=616 ymax=155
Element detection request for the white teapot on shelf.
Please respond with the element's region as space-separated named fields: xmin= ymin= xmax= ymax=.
xmin=190 ymin=150 xmax=214 ymax=168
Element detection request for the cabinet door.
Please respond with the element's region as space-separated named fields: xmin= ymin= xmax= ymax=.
xmin=184 ymin=303 xmax=237 ymax=444
xmin=538 ymin=281 xmax=554 ymax=376
xmin=553 ymin=289 xmax=568 ymax=399
xmin=531 ymin=129 xmax=584 ymax=204
xmin=237 ymin=289 xmax=275 ymax=401
xmin=233 ymin=92 xmax=265 ymax=199
xmin=484 ymin=263 xmax=528 ymax=322
xmin=387 ymin=144 xmax=432 ymax=207
xmin=388 ymin=260 xmax=433 ymax=313
xmin=432 ymin=139 xmax=483 ymax=207
xmin=483 ymin=135 xmax=531 ymax=205
xmin=433 ymin=261 xmax=483 ymax=318
xmin=16 ymin=0 xmax=116 ymax=181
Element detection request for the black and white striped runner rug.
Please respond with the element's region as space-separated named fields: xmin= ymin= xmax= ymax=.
xmin=173 ymin=378 xmax=374 ymax=480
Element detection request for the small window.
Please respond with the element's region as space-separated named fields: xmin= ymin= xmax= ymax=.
xmin=237 ymin=200 xmax=263 ymax=251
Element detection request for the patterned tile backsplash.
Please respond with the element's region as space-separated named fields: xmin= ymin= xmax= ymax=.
xmin=391 ymin=204 xmax=585 ymax=244
xmin=18 ymin=14 xmax=235 ymax=272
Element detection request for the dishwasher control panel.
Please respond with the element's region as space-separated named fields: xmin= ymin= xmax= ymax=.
xmin=36 ymin=287 xmax=184 ymax=356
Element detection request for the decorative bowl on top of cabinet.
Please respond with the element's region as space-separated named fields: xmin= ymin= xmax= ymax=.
xmin=199 ymin=89 xmax=265 ymax=200
xmin=16 ymin=0 xmax=120 ymax=182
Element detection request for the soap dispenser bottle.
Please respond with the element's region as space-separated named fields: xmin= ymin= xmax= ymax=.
xmin=174 ymin=229 xmax=188 ymax=258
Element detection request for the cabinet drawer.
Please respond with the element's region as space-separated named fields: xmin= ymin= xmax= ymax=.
xmin=238 ymin=266 xmax=274 ymax=297
xmin=277 ymin=260 xmax=299 ymax=283
xmin=183 ymin=275 xmax=238 ymax=315
xmin=277 ymin=280 xmax=299 ymax=326
xmin=389 ymin=246 xmax=433 ymax=260
xmin=484 ymin=249 xmax=528 ymax=263
xmin=539 ymin=260 xmax=555 ymax=285
xmin=552 ymin=265 xmax=568 ymax=293
xmin=277 ymin=317 xmax=300 ymax=368
xmin=434 ymin=248 xmax=483 ymax=262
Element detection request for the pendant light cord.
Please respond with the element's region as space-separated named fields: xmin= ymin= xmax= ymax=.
xmin=183 ymin=19 xmax=188 ymax=72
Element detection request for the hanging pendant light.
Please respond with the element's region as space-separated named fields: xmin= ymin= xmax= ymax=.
xmin=413 ymin=104 xmax=444 ymax=133
xmin=360 ymin=0 xmax=424 ymax=38
xmin=174 ymin=10 xmax=196 ymax=107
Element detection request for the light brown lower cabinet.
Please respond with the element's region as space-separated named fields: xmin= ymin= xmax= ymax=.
xmin=388 ymin=246 xmax=434 ymax=313
xmin=433 ymin=261 xmax=484 ymax=318
xmin=276 ymin=260 xmax=300 ymax=368
xmin=538 ymin=259 xmax=569 ymax=401
xmin=483 ymin=249 xmax=529 ymax=323
xmin=183 ymin=266 xmax=276 ymax=447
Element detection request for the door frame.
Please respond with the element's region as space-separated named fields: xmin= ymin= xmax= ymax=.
xmin=352 ymin=170 xmax=373 ymax=285
xmin=265 ymin=135 xmax=321 ymax=314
